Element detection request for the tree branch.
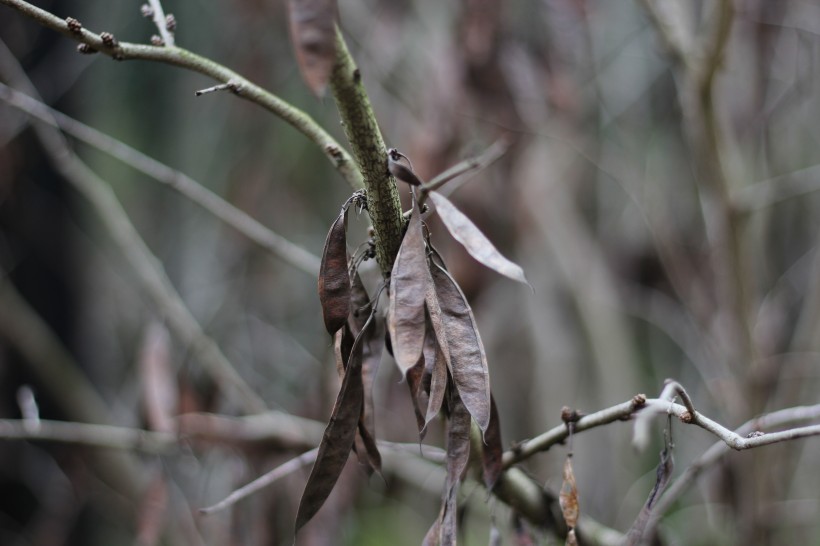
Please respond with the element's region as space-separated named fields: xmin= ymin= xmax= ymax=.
xmin=504 ymin=387 xmax=820 ymax=469
xmin=329 ymin=26 xmax=403 ymax=274
xmin=0 ymin=82 xmax=321 ymax=276
xmin=642 ymin=402 xmax=820 ymax=539
xmin=145 ymin=0 xmax=174 ymax=47
xmin=0 ymin=0 xmax=362 ymax=189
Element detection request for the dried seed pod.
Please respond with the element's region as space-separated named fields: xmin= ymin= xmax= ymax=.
xmin=318 ymin=209 xmax=350 ymax=336
xmin=388 ymin=148 xmax=424 ymax=186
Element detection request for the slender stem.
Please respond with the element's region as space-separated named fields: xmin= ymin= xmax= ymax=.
xmin=199 ymin=448 xmax=320 ymax=515
xmin=0 ymin=83 xmax=321 ymax=276
xmin=329 ymin=27 xmax=403 ymax=274
xmin=146 ymin=0 xmax=174 ymax=47
xmin=0 ymin=0 xmax=362 ymax=189
xmin=503 ymin=392 xmax=820 ymax=468
xmin=418 ymin=138 xmax=510 ymax=207
xmin=642 ymin=403 xmax=820 ymax=538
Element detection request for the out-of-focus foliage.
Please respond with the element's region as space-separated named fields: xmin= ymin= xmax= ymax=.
xmin=1 ymin=0 xmax=819 ymax=545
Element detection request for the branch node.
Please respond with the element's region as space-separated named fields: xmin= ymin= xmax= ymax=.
xmin=100 ymin=32 xmax=119 ymax=48
xmin=65 ymin=17 xmax=82 ymax=34
xmin=680 ymin=411 xmax=693 ymax=424
xmin=325 ymin=144 xmax=346 ymax=165
xmin=632 ymin=393 xmax=647 ymax=408
xmin=561 ymin=406 xmax=582 ymax=424
xmin=76 ymin=43 xmax=98 ymax=55
xmin=194 ymin=80 xmax=241 ymax=97
xmin=165 ymin=13 xmax=177 ymax=32
xmin=140 ymin=4 xmax=153 ymax=18
xmin=150 ymin=35 xmax=164 ymax=46
xmin=747 ymin=431 xmax=765 ymax=438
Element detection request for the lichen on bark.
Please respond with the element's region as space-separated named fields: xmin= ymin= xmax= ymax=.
xmin=329 ymin=27 xmax=404 ymax=275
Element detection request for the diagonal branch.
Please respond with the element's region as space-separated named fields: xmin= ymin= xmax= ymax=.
xmin=503 ymin=387 xmax=820 ymax=468
xmin=0 ymin=83 xmax=321 ymax=276
xmin=146 ymin=0 xmax=174 ymax=47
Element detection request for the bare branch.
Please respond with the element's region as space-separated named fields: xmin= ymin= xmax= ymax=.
xmin=0 ymin=83 xmax=321 ymax=275
xmin=418 ymin=138 xmax=511 ymax=207
xmin=503 ymin=395 xmax=648 ymax=468
xmin=642 ymin=403 xmax=820 ymax=539
xmin=199 ymin=448 xmax=320 ymax=515
xmin=0 ymin=0 xmax=362 ymax=189
xmin=0 ymin=418 xmax=175 ymax=453
xmin=145 ymin=0 xmax=174 ymax=47
xmin=504 ymin=387 xmax=820 ymax=468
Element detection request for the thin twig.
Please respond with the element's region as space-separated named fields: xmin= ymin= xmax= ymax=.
xmin=632 ymin=379 xmax=694 ymax=451
xmin=503 ymin=395 xmax=648 ymax=468
xmin=195 ymin=81 xmax=237 ymax=96
xmin=642 ymin=403 xmax=820 ymax=539
xmin=0 ymin=83 xmax=320 ymax=276
xmin=146 ymin=0 xmax=174 ymax=47
xmin=417 ymin=138 xmax=510 ymax=210
xmin=0 ymin=418 xmax=176 ymax=453
xmin=503 ymin=389 xmax=820 ymax=468
xmin=199 ymin=448 xmax=320 ymax=515
xmin=0 ymin=0 xmax=362 ymax=189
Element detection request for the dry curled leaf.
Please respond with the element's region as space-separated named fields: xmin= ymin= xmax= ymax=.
xmin=406 ymin=355 xmax=428 ymax=437
xmin=429 ymin=191 xmax=530 ymax=287
xmin=295 ymin=314 xmax=374 ymax=535
xmin=318 ymin=208 xmax=350 ymax=336
xmin=287 ymin=0 xmax=338 ymax=96
xmin=425 ymin=390 xmax=471 ymax=546
xmin=354 ymin=419 xmax=382 ymax=476
xmin=351 ymin=272 xmax=383 ymax=438
xmin=333 ymin=323 xmax=354 ymax=377
xmin=430 ymin=261 xmax=491 ymax=432
xmin=481 ymin=395 xmax=503 ymax=491
xmin=387 ymin=201 xmax=428 ymax=376
xmin=559 ymin=457 xmax=579 ymax=532
xmin=423 ymin=314 xmax=448 ymax=431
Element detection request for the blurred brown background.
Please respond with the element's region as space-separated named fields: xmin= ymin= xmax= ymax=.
xmin=1 ymin=0 xmax=819 ymax=544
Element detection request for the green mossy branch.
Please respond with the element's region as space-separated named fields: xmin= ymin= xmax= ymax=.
xmin=329 ymin=27 xmax=404 ymax=275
